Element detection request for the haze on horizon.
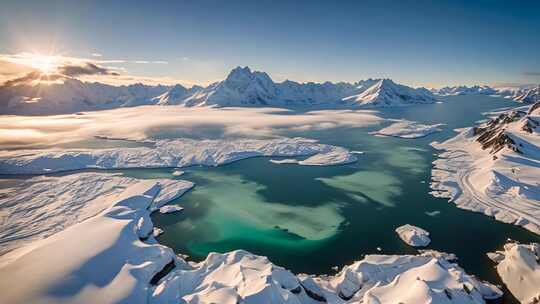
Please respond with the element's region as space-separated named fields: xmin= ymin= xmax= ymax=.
xmin=0 ymin=0 xmax=539 ymax=88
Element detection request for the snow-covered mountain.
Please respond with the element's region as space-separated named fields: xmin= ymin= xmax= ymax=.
xmin=0 ymin=66 xmax=438 ymax=115
xmin=0 ymin=78 xmax=170 ymax=115
xmin=433 ymin=85 xmax=497 ymax=96
xmin=343 ymin=78 xmax=437 ymax=107
xmin=432 ymin=85 xmax=539 ymax=104
xmin=144 ymin=67 xmax=438 ymax=108
xmin=510 ymin=86 xmax=539 ymax=103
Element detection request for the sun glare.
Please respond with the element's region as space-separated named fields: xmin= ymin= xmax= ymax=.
xmin=26 ymin=54 xmax=60 ymax=74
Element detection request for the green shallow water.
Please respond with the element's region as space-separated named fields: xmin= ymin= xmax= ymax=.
xmin=149 ymin=95 xmax=540 ymax=303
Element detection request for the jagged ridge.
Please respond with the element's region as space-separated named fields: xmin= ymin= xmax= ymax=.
xmin=0 ymin=66 xmax=438 ymax=114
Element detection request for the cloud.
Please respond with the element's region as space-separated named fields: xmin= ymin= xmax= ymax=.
xmin=0 ymin=52 xmax=196 ymax=87
xmin=58 ymin=62 xmax=120 ymax=77
xmin=524 ymin=72 xmax=540 ymax=77
xmin=1 ymin=71 xmax=65 ymax=87
xmin=0 ymin=106 xmax=383 ymax=149
xmin=91 ymin=53 xmax=103 ymax=57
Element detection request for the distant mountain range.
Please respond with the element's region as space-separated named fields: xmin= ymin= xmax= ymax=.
xmin=0 ymin=66 xmax=438 ymax=115
xmin=432 ymin=85 xmax=539 ymax=103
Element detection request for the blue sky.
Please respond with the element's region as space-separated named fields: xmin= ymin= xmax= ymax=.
xmin=0 ymin=0 xmax=539 ymax=87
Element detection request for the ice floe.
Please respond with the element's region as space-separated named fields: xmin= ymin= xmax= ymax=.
xmin=0 ymin=137 xmax=357 ymax=174
xmin=371 ymin=120 xmax=444 ymax=139
xmin=158 ymin=204 xmax=184 ymax=214
xmin=171 ymin=170 xmax=184 ymax=176
xmin=395 ymin=224 xmax=431 ymax=247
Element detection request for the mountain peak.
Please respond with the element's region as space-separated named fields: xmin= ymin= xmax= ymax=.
xmin=226 ymin=66 xmax=253 ymax=80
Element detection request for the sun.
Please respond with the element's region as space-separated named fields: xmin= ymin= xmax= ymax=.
xmin=25 ymin=54 xmax=60 ymax=74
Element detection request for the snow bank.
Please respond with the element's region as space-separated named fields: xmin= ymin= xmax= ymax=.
xmin=430 ymin=102 xmax=540 ymax=234
xmin=395 ymin=224 xmax=431 ymax=247
xmin=371 ymin=120 xmax=444 ymax=139
xmin=158 ymin=204 xmax=184 ymax=214
xmin=0 ymin=137 xmax=357 ymax=174
xmin=487 ymin=242 xmax=540 ymax=303
xmin=154 ymin=250 xmax=501 ymax=303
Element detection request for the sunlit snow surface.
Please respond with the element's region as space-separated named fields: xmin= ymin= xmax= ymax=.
xmin=395 ymin=224 xmax=431 ymax=247
xmin=488 ymin=242 xmax=540 ymax=304
xmin=0 ymin=137 xmax=358 ymax=174
xmin=430 ymin=102 xmax=540 ymax=235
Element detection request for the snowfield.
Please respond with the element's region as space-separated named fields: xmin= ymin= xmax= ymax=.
xmin=430 ymin=101 xmax=540 ymax=234
xmin=0 ymin=177 xmax=502 ymax=304
xmin=371 ymin=120 xmax=444 ymax=139
xmin=487 ymin=242 xmax=540 ymax=304
xmin=0 ymin=137 xmax=358 ymax=174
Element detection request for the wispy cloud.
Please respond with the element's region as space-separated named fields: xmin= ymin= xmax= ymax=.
xmin=91 ymin=53 xmax=103 ymax=57
xmin=524 ymin=71 xmax=540 ymax=77
xmin=58 ymin=62 xmax=120 ymax=77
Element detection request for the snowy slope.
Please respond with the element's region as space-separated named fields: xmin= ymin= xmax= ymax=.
xmin=431 ymin=101 xmax=540 ymax=234
xmin=511 ymin=86 xmax=539 ymax=103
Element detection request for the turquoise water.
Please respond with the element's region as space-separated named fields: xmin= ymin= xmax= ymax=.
xmin=148 ymin=96 xmax=540 ymax=303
